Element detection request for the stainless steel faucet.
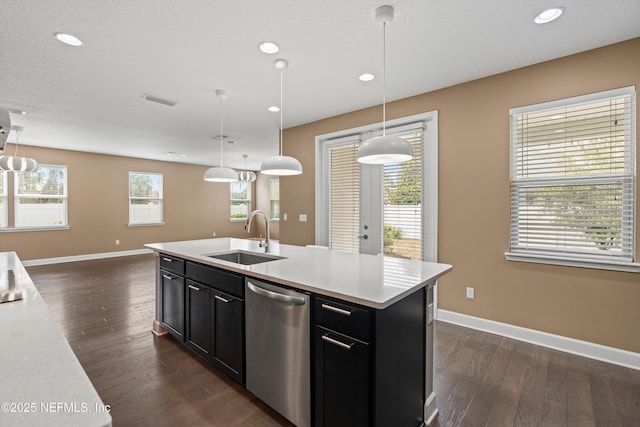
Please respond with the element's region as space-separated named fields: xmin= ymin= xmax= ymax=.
xmin=245 ymin=210 xmax=270 ymax=252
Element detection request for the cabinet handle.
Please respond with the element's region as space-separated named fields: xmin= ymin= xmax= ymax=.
xmin=188 ymin=284 xmax=201 ymax=291
xmin=162 ymin=257 xmax=173 ymax=262
xmin=321 ymin=303 xmax=352 ymax=316
xmin=322 ymin=333 xmax=354 ymax=350
xmin=214 ymin=295 xmax=232 ymax=303
xmin=162 ymin=274 xmax=173 ymax=280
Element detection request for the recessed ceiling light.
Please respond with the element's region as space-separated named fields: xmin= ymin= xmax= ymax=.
xmin=268 ymin=105 xmax=280 ymax=112
xmin=534 ymin=7 xmax=565 ymax=24
xmin=359 ymin=73 xmax=375 ymax=82
xmin=54 ymin=32 xmax=83 ymax=46
xmin=259 ymin=41 xmax=279 ymax=54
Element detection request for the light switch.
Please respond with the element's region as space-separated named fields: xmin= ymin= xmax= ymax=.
xmin=299 ymin=214 xmax=307 ymax=222
xmin=283 ymin=213 xmax=287 ymax=221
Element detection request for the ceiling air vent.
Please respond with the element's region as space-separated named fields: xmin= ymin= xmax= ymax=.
xmin=141 ymin=93 xmax=178 ymax=107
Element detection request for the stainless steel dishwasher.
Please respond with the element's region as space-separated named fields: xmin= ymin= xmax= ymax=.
xmin=245 ymin=278 xmax=310 ymax=427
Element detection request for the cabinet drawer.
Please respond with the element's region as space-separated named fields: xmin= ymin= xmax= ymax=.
xmin=185 ymin=261 xmax=244 ymax=298
xmin=315 ymin=297 xmax=370 ymax=342
xmin=159 ymin=254 xmax=185 ymax=275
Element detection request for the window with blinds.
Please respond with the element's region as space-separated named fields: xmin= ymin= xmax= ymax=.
xmin=16 ymin=164 xmax=68 ymax=228
xmin=129 ymin=171 xmax=163 ymax=225
xmin=383 ymin=132 xmax=423 ymax=259
xmin=230 ymin=181 xmax=251 ymax=221
xmin=270 ymin=178 xmax=280 ymax=220
xmin=329 ymin=143 xmax=360 ymax=253
xmin=508 ymin=86 xmax=636 ymax=269
xmin=0 ymin=171 xmax=6 ymax=228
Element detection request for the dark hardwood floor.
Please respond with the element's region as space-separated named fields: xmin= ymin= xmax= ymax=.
xmin=26 ymin=254 xmax=640 ymax=427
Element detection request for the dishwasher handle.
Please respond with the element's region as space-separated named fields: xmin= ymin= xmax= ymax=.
xmin=246 ymin=281 xmax=306 ymax=306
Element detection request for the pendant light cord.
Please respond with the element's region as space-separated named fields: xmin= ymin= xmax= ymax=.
xmin=279 ymin=70 xmax=284 ymax=156
xmin=382 ymin=21 xmax=387 ymax=136
xmin=219 ymin=97 xmax=224 ymax=167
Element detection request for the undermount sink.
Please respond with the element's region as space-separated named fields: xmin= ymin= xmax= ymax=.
xmin=207 ymin=250 xmax=286 ymax=265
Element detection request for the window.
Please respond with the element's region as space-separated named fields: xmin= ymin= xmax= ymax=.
xmin=230 ymin=181 xmax=251 ymax=221
xmin=129 ymin=172 xmax=163 ymax=225
xmin=507 ymin=86 xmax=638 ymax=272
xmin=15 ymin=164 xmax=68 ymax=228
xmin=0 ymin=171 xmax=6 ymax=228
xmin=270 ymin=178 xmax=280 ymax=220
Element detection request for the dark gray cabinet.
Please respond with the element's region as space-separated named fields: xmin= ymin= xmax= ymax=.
xmin=159 ymin=255 xmax=185 ymax=341
xmin=210 ymin=289 xmax=244 ymax=384
xmin=314 ymin=290 xmax=427 ymax=427
xmin=185 ymin=280 xmax=211 ymax=358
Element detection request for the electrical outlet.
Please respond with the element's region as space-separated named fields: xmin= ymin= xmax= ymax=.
xmin=299 ymin=214 xmax=307 ymax=222
xmin=466 ymin=287 xmax=475 ymax=299
xmin=212 ymin=232 xmax=216 ymax=237
xmin=115 ymin=240 xmax=120 ymax=245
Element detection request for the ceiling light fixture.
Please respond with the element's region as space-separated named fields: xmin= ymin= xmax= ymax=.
xmin=534 ymin=7 xmax=565 ymax=24
xmin=259 ymin=41 xmax=279 ymax=54
xmin=53 ymin=32 xmax=83 ymax=47
xmin=357 ymin=5 xmax=413 ymax=165
xmin=204 ymin=90 xmax=238 ymax=182
xmin=359 ymin=73 xmax=375 ymax=82
xmin=238 ymin=154 xmax=257 ymax=182
xmin=260 ymin=59 xmax=303 ymax=176
xmin=0 ymin=126 xmax=38 ymax=172
xmin=268 ymin=105 xmax=280 ymax=112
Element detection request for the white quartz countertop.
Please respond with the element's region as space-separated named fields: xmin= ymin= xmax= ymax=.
xmin=145 ymin=238 xmax=452 ymax=308
xmin=0 ymin=252 xmax=112 ymax=427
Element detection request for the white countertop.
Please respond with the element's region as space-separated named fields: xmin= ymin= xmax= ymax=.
xmin=0 ymin=252 xmax=112 ymax=427
xmin=145 ymin=238 xmax=452 ymax=308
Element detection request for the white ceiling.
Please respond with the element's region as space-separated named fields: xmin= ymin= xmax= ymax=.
xmin=1 ymin=0 xmax=639 ymax=170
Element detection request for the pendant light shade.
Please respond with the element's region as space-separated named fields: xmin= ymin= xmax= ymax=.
xmin=238 ymin=154 xmax=257 ymax=182
xmin=0 ymin=126 xmax=38 ymax=172
xmin=357 ymin=5 xmax=413 ymax=165
xmin=204 ymin=90 xmax=237 ymax=182
xmin=261 ymin=59 xmax=303 ymax=176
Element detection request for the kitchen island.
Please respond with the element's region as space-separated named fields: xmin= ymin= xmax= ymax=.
xmin=0 ymin=252 xmax=112 ymax=427
xmin=145 ymin=238 xmax=451 ymax=426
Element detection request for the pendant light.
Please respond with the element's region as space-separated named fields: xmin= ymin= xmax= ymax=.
xmin=238 ymin=154 xmax=257 ymax=182
xmin=204 ymin=90 xmax=238 ymax=182
xmin=0 ymin=126 xmax=38 ymax=172
xmin=260 ymin=59 xmax=303 ymax=176
xmin=357 ymin=5 xmax=413 ymax=165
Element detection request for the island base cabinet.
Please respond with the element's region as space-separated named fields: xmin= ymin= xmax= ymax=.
xmin=160 ymin=271 xmax=185 ymax=340
xmin=185 ymin=280 xmax=211 ymax=358
xmin=211 ymin=290 xmax=244 ymax=385
xmin=314 ymin=326 xmax=370 ymax=427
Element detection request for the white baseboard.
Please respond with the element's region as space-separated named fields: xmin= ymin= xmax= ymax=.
xmin=437 ymin=309 xmax=640 ymax=371
xmin=23 ymin=249 xmax=153 ymax=266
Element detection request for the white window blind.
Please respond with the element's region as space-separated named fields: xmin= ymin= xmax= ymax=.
xmin=508 ymin=86 xmax=636 ymax=268
xmin=270 ymin=178 xmax=280 ymax=220
xmin=0 ymin=171 xmax=6 ymax=228
xmin=15 ymin=164 xmax=68 ymax=228
xmin=129 ymin=171 xmax=163 ymax=225
xmin=383 ymin=131 xmax=423 ymax=260
xmin=230 ymin=181 xmax=251 ymax=220
xmin=329 ymin=142 xmax=360 ymax=253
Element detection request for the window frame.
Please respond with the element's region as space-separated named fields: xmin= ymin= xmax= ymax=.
xmin=14 ymin=163 xmax=69 ymax=230
xmin=505 ymin=86 xmax=639 ymax=272
xmin=230 ymin=180 xmax=251 ymax=222
xmin=128 ymin=171 xmax=164 ymax=227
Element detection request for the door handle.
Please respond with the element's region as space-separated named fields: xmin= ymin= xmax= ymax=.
xmin=322 ymin=333 xmax=354 ymax=350
xmin=214 ymin=294 xmax=232 ymax=303
xmin=188 ymin=284 xmax=201 ymax=291
xmin=357 ymin=234 xmax=368 ymax=240
xmin=162 ymin=274 xmax=173 ymax=280
xmin=246 ymin=281 xmax=306 ymax=306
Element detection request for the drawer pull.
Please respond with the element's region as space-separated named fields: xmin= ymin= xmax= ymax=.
xmin=162 ymin=274 xmax=173 ymax=280
xmin=321 ymin=303 xmax=352 ymax=316
xmin=322 ymin=333 xmax=354 ymax=350
xmin=162 ymin=257 xmax=173 ymax=262
xmin=188 ymin=284 xmax=201 ymax=291
xmin=215 ymin=295 xmax=232 ymax=303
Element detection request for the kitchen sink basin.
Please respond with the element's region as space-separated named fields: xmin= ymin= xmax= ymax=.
xmin=207 ymin=250 xmax=286 ymax=265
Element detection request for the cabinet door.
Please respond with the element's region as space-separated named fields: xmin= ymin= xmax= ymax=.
xmin=160 ymin=270 xmax=185 ymax=340
xmin=185 ymin=280 xmax=211 ymax=359
xmin=211 ymin=290 xmax=244 ymax=385
xmin=315 ymin=326 xmax=370 ymax=427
